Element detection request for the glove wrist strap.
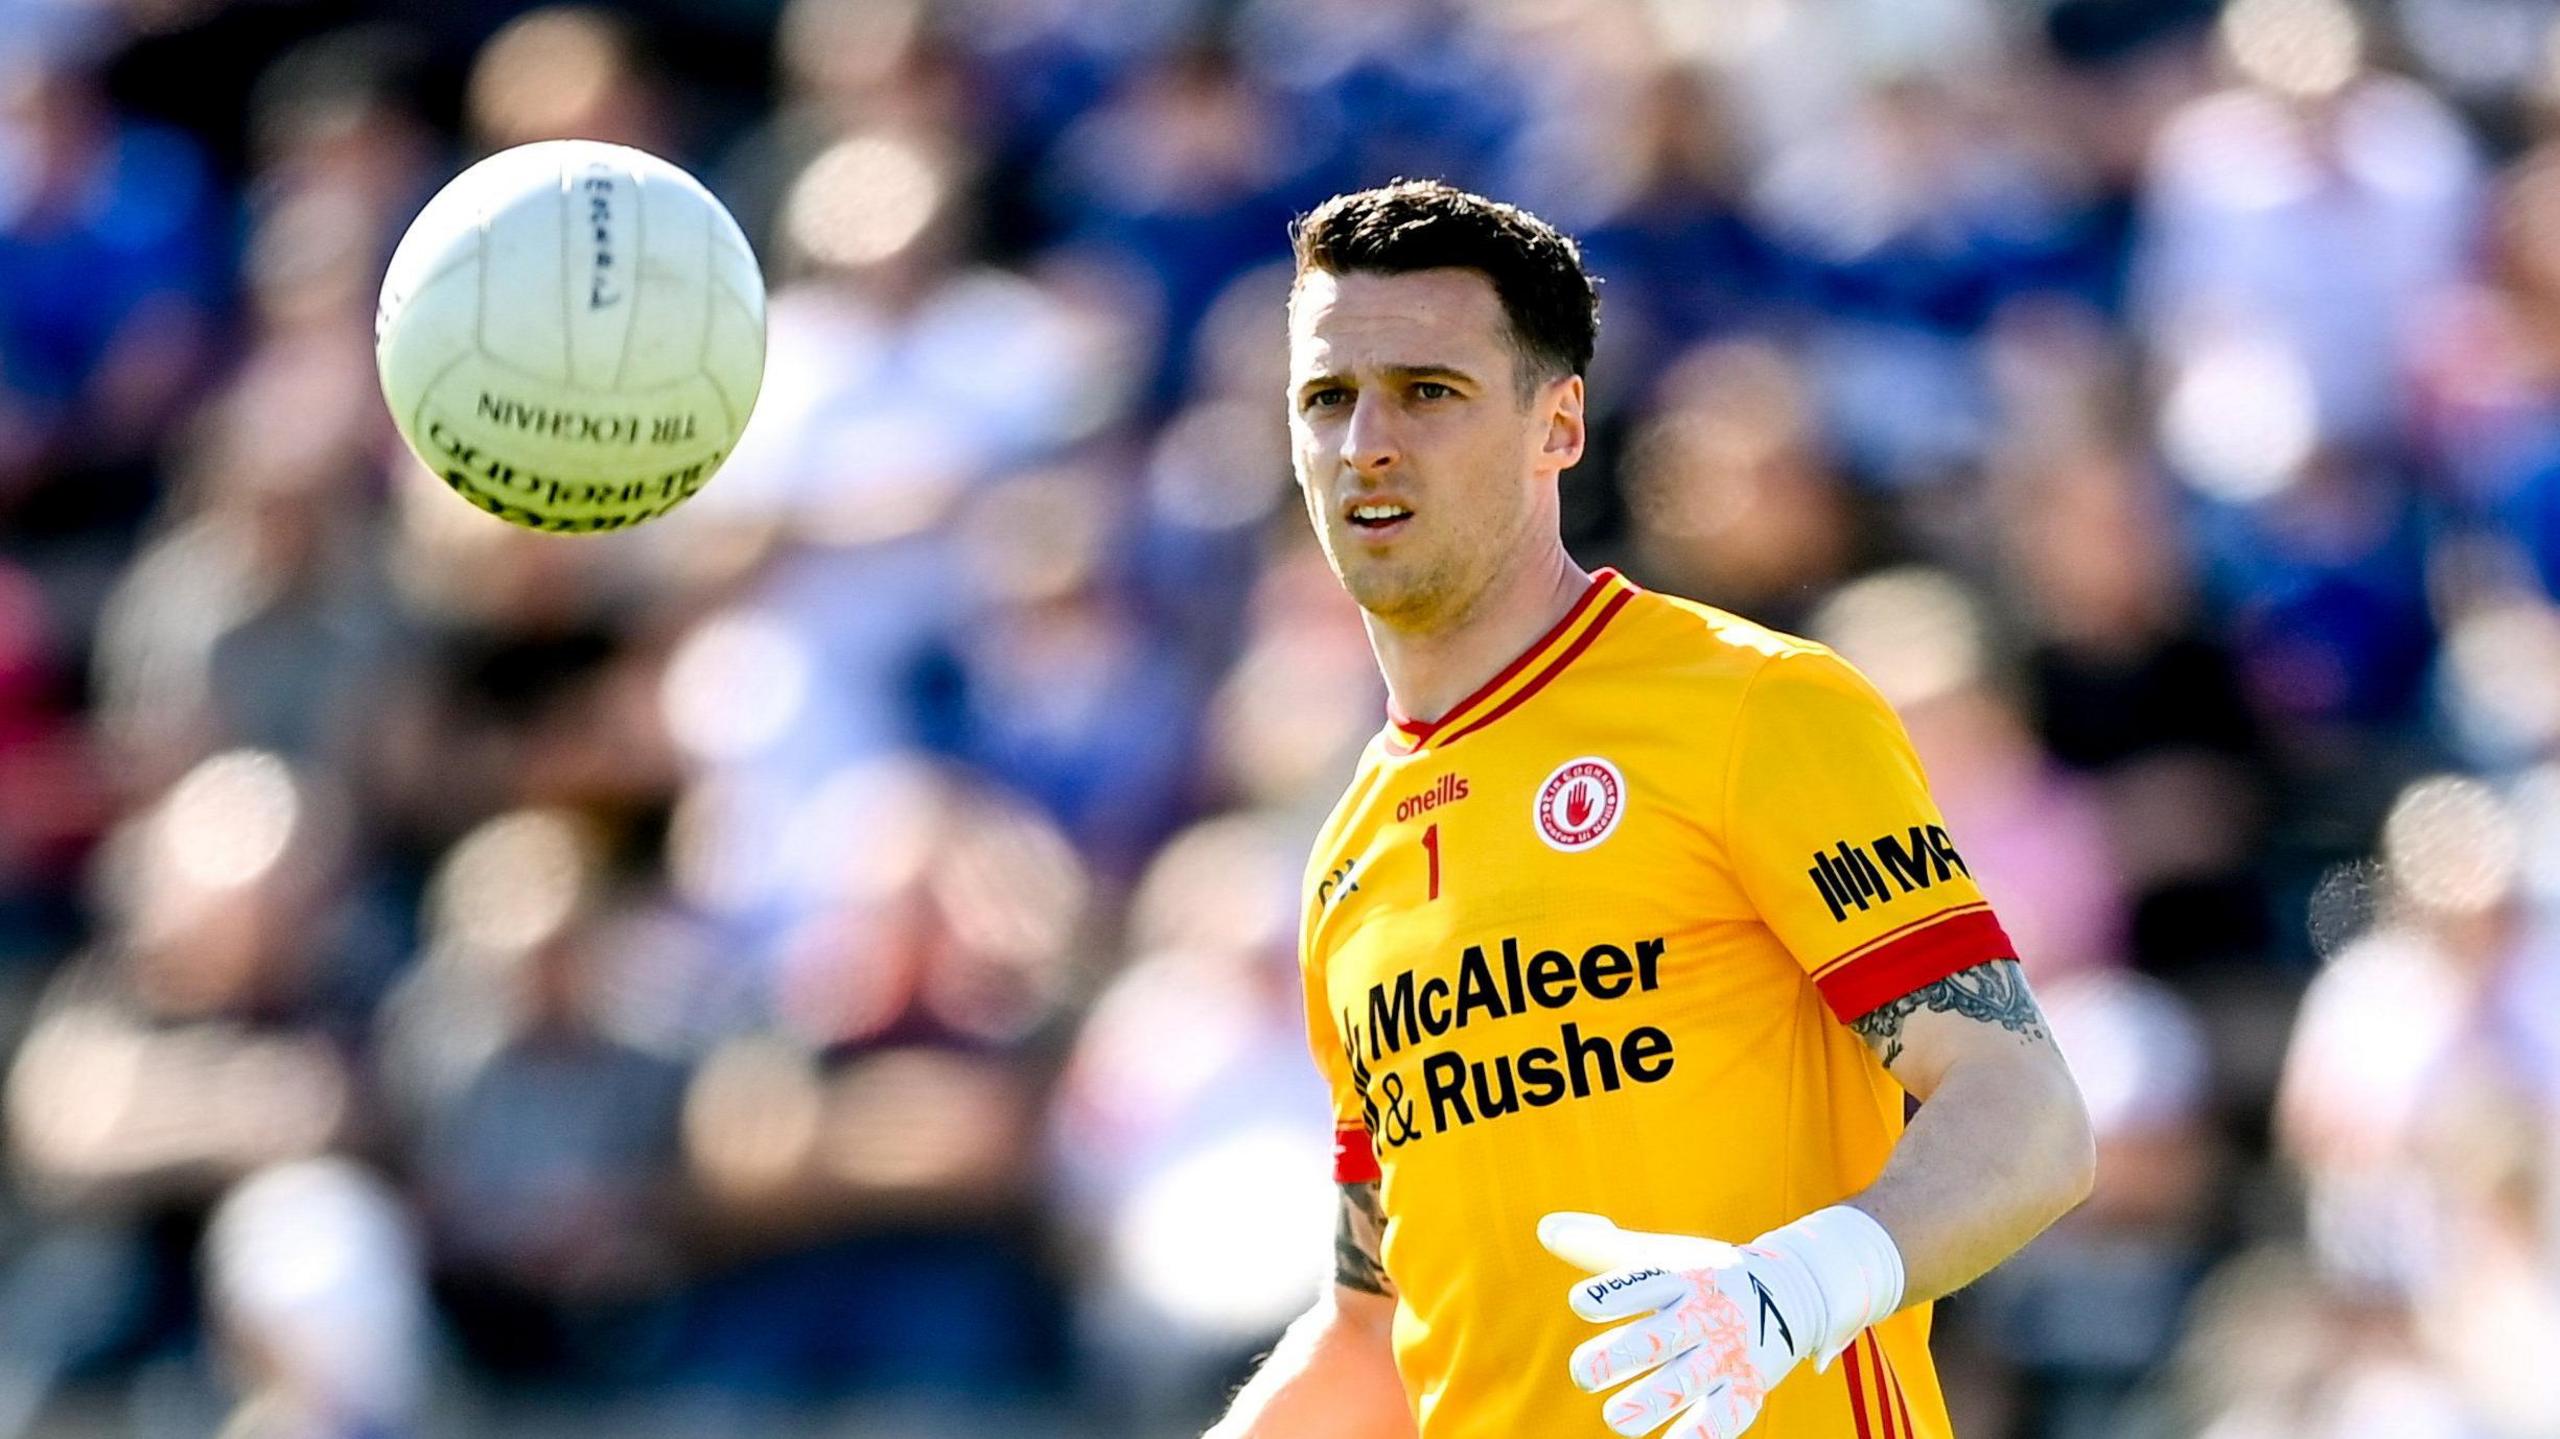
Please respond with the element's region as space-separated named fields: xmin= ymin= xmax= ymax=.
xmin=1752 ymin=1204 xmax=1906 ymax=1372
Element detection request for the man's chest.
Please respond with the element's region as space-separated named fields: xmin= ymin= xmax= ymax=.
xmin=1315 ymin=730 xmax=1757 ymax=1033
xmin=1305 ymin=726 xmax=1830 ymax=1162
xmin=1309 ymin=730 xmax=1741 ymax=964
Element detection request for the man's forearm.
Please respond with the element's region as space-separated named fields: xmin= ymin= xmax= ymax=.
xmin=1535 ymin=1041 xmax=2091 ymax=1439
xmin=1206 ymin=1290 xmax=1416 ymax=1439
xmin=1848 ymin=1051 xmax=2095 ymax=1306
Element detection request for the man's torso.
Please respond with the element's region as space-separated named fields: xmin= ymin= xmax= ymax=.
xmin=1303 ymin=570 xmax=1966 ymax=1439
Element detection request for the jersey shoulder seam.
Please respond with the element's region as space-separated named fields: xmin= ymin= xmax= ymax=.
xmin=1628 ymin=595 xmax=1832 ymax=849
xmin=1717 ymin=645 xmax=1786 ymax=858
xmin=1630 ymin=588 xmax=1825 ymax=652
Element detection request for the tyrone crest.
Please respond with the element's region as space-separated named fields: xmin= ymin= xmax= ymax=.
xmin=1534 ymin=757 xmax=1624 ymax=852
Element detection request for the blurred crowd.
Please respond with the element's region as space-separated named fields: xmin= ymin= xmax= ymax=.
xmin=5 ymin=0 xmax=2560 ymax=1434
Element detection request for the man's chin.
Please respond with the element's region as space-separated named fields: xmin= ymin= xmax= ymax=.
xmin=1339 ymin=561 xmax=1451 ymax=629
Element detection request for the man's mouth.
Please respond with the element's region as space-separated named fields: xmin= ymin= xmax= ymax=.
xmin=1345 ymin=500 xmax=1415 ymax=535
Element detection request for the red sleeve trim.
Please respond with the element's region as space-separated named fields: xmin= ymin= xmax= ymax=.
xmin=1814 ymin=908 xmax=2016 ymax=1022
xmin=1334 ymin=1124 xmax=1381 ymax=1184
xmin=1810 ymin=901 xmax=1988 ymax=980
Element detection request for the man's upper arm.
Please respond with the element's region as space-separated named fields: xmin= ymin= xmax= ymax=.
xmin=1332 ymin=1179 xmax=1399 ymax=1343
xmin=1335 ymin=1180 xmax=1395 ymax=1300
xmin=1845 ymin=958 xmax=2064 ymax=1100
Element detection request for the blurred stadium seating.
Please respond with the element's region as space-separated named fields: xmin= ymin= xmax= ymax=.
xmin=5 ymin=0 xmax=2560 ymax=1434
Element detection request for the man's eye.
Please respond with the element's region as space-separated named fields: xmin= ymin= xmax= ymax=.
xmin=1305 ymin=388 xmax=1349 ymax=411
xmin=1414 ymin=382 xmax=1455 ymax=400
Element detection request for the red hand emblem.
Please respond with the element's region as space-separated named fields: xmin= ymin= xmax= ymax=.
xmin=1564 ymin=781 xmax=1594 ymax=829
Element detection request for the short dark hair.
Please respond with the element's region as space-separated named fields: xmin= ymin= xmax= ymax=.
xmin=1290 ymin=180 xmax=1599 ymax=397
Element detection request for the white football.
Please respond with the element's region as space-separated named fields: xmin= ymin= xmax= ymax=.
xmin=375 ymin=140 xmax=767 ymax=532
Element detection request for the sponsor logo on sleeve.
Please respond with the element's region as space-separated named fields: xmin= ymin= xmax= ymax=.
xmin=1806 ymin=824 xmax=1970 ymax=922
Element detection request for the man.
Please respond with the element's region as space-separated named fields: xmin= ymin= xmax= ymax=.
xmin=1207 ymin=181 xmax=2095 ymax=1439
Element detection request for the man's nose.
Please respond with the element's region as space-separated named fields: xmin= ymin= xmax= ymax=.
xmin=1340 ymin=390 xmax=1400 ymax=475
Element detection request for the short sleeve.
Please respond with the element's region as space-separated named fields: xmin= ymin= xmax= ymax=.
xmin=1725 ymin=648 xmax=2017 ymax=1023
xmin=1302 ymin=924 xmax=1382 ymax=1184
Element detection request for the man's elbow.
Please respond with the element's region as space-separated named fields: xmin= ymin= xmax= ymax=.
xmin=1326 ymin=1281 xmax=1401 ymax=1342
xmin=2044 ymin=1059 xmax=2099 ymax=1219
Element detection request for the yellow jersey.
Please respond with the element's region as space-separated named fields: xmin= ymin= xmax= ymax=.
xmin=1301 ymin=568 xmax=2014 ymax=1439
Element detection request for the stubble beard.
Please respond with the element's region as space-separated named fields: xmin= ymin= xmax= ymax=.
xmin=1304 ymin=435 xmax=1542 ymax=638
xmin=1335 ymin=502 xmax=1528 ymax=639
xmin=1299 ymin=477 xmax=1457 ymax=629
xmin=1341 ymin=545 xmax=1468 ymax=631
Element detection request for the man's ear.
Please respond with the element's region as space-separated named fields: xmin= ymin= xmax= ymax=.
xmin=1543 ymin=374 xmax=1587 ymax=472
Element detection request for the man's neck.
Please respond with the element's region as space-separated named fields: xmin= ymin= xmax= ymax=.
xmin=1370 ymin=549 xmax=1593 ymax=727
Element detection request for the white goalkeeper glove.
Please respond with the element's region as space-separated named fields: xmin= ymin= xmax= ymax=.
xmin=1537 ymin=1207 xmax=1906 ymax=1439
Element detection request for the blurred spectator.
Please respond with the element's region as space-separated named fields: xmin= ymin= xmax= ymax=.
xmin=4 ymin=752 xmax=371 ymax=1389
xmin=93 ymin=343 xmax=402 ymax=793
xmin=715 ymin=0 xmax=973 ymax=264
xmin=1622 ymin=340 xmax=1857 ymax=632
xmin=1746 ymin=71 xmax=2123 ymax=484
xmin=2411 ymin=145 xmax=2560 ymax=609
xmin=205 ymin=1159 xmax=428 ymax=1439
xmin=1556 ymin=67 xmax=1772 ymax=387
xmin=0 ymin=560 xmax=108 ymax=966
xmin=2279 ymin=777 xmax=2533 ymax=1292
xmin=2193 ymin=448 xmax=2439 ymax=738
xmin=0 ymin=50 xmax=227 ymax=559
xmin=930 ymin=464 xmax=1206 ymax=875
xmin=2136 ymin=0 xmax=2480 ymax=455
xmin=2254 ymin=771 xmax=2560 ymax=1435
xmin=1048 ymin=810 xmax=1331 ymax=1420
xmin=1815 ymin=567 xmax=2129 ymax=981
xmin=1123 ymin=259 xmax=1299 ymax=667
xmin=1195 ymin=542 xmax=1379 ymax=824
xmin=2409 ymin=145 xmax=2560 ymax=507
xmin=1993 ymin=435 xmax=2274 ymax=975
xmin=243 ymin=26 xmax=443 ymax=343
xmin=466 ymin=8 xmax=678 ymax=157
xmin=716 ymin=123 xmax=1139 ymax=524
xmin=2165 ymin=1246 xmax=2468 ymax=1439
xmin=10 ymin=752 xmax=367 ymax=1205
xmin=1229 ymin=0 xmax=1516 ymax=190
xmin=1040 ymin=43 xmax=1328 ymax=406
xmin=381 ymin=811 xmax=691 ymax=1387
xmin=671 ymin=761 xmax=1079 ymax=1399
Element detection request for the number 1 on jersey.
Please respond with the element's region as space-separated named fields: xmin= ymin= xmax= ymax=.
xmin=1423 ymin=822 xmax=1441 ymax=901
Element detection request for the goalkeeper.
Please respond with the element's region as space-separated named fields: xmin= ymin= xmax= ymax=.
xmin=1207 ymin=182 xmax=2095 ymax=1439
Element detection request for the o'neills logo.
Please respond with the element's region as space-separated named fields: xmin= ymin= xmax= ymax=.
xmin=1338 ymin=934 xmax=1677 ymax=1152
xmin=1396 ymin=773 xmax=1469 ymax=822
xmin=1536 ymin=757 xmax=1624 ymax=852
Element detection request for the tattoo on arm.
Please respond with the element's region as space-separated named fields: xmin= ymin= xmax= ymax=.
xmin=1334 ymin=1181 xmax=1393 ymax=1296
xmin=1850 ymin=959 xmax=2047 ymax=1071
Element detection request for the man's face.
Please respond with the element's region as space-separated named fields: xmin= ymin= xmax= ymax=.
xmin=1287 ymin=267 xmax=1581 ymax=631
